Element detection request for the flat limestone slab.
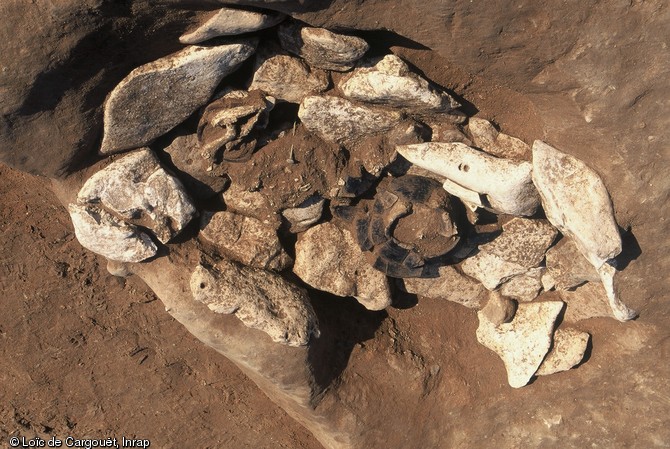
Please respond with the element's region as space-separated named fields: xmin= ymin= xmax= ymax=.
xmin=180 ymin=8 xmax=285 ymax=44
xmin=101 ymin=40 xmax=257 ymax=154
xmin=477 ymin=301 xmax=564 ymax=388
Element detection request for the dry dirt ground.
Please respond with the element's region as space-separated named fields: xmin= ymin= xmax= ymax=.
xmin=0 ymin=164 xmax=322 ymax=448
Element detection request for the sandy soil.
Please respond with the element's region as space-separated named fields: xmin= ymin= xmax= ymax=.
xmin=0 ymin=164 xmax=322 ymax=448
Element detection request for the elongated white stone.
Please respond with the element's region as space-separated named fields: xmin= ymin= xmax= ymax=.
xmin=180 ymin=8 xmax=285 ymax=44
xmin=397 ymin=142 xmax=540 ymax=216
xmin=101 ymin=40 xmax=257 ymax=154
xmin=531 ymin=140 xmax=635 ymax=321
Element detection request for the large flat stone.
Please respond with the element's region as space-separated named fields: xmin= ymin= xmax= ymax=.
xmin=476 ymin=301 xmax=564 ymax=388
xmin=545 ymin=238 xmax=600 ymax=290
xmin=401 ymin=265 xmax=485 ymax=309
xmin=480 ymin=218 xmax=558 ymax=268
xmin=532 ymin=140 xmax=635 ymax=321
xmin=190 ymin=261 xmax=319 ymax=347
xmin=299 ymin=96 xmax=403 ymax=145
xmin=397 ymin=142 xmax=540 ymax=216
xmin=199 ymin=210 xmax=291 ymax=271
xmin=294 ymin=222 xmax=392 ymax=310
xmin=339 ymin=54 xmax=459 ymax=113
xmin=101 ymin=40 xmax=257 ymax=154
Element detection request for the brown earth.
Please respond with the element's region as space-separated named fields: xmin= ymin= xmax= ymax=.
xmin=2 ymin=0 xmax=670 ymax=448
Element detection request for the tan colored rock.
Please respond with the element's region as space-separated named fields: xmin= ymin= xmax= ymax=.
xmin=180 ymin=8 xmax=285 ymax=44
xmin=476 ymin=301 xmax=564 ymax=388
xmin=531 ymin=140 xmax=635 ymax=321
xmin=299 ymin=96 xmax=403 ymax=145
xmin=545 ymin=238 xmax=600 ymax=290
xmin=500 ymin=268 xmax=544 ymax=302
xmin=467 ymin=117 xmax=531 ymax=160
xmin=68 ymin=204 xmax=157 ymax=263
xmin=397 ymin=142 xmax=540 ymax=216
xmin=401 ymin=265 xmax=485 ymax=308
xmin=339 ymin=54 xmax=459 ymax=113
xmin=481 ymin=218 xmax=558 ymax=268
xmin=480 ymin=291 xmax=516 ymax=325
xmin=294 ymin=223 xmax=392 ymax=310
xmin=461 ymin=251 xmax=528 ymax=290
xmin=199 ymin=211 xmax=291 ymax=271
xmin=537 ymin=328 xmax=590 ymax=376
xmin=101 ymin=40 xmax=257 ymax=154
xmin=251 ymin=53 xmax=329 ymax=103
xmin=278 ymin=21 xmax=369 ymax=71
xmin=190 ymin=261 xmax=319 ymax=347
xmin=77 ymin=148 xmax=196 ymax=243
xmin=559 ymin=282 xmax=616 ymax=323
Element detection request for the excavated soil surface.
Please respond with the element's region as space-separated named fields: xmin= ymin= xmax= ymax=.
xmin=2 ymin=41 xmax=670 ymax=449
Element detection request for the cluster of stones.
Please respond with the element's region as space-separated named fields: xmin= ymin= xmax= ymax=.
xmin=67 ymin=5 xmax=636 ymax=387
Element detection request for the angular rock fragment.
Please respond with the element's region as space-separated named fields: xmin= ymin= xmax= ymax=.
xmin=476 ymin=301 xmax=564 ymax=388
xmin=68 ymin=204 xmax=157 ymax=263
xmin=467 ymin=118 xmax=531 ymax=160
xmin=198 ymin=89 xmax=275 ymax=163
xmin=281 ymin=195 xmax=325 ymax=233
xmin=180 ymin=8 xmax=285 ymax=44
xmin=190 ymin=261 xmax=319 ymax=346
xmin=558 ymin=282 xmax=616 ymax=322
xmin=536 ymin=328 xmax=590 ymax=376
xmin=339 ymin=54 xmax=460 ymax=113
xmin=531 ymin=140 xmax=635 ymax=321
xmin=298 ymin=96 xmax=403 ymax=145
xmin=293 ymin=223 xmax=392 ymax=311
xmin=545 ymin=238 xmax=600 ymax=290
xmin=401 ymin=265 xmax=485 ymax=308
xmin=499 ymin=268 xmax=544 ymax=302
xmin=480 ymin=291 xmax=517 ymax=325
xmin=462 ymin=218 xmax=555 ymax=291
xmin=397 ymin=142 xmax=540 ymax=216
xmin=199 ymin=210 xmax=291 ymax=271
xmin=461 ymin=251 xmax=528 ymax=290
xmin=278 ymin=21 xmax=369 ymax=71
xmin=480 ymin=218 xmax=558 ymax=268
xmin=163 ymin=134 xmax=229 ymax=198
xmin=101 ymin=40 xmax=257 ymax=154
xmin=250 ymin=52 xmax=329 ymax=103
xmin=77 ymin=148 xmax=196 ymax=243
